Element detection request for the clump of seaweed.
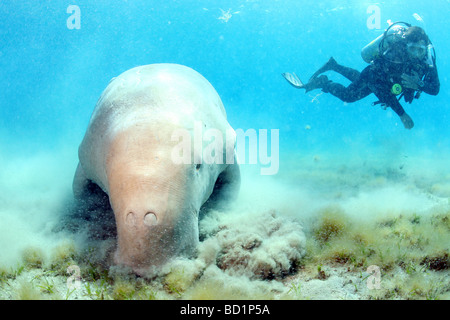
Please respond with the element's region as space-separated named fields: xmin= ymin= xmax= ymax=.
xmin=421 ymin=252 xmax=449 ymax=271
xmin=302 ymin=204 xmax=450 ymax=299
xmin=48 ymin=241 xmax=78 ymax=275
xmin=182 ymin=265 xmax=282 ymax=300
xmin=112 ymin=280 xmax=136 ymax=300
xmin=193 ymin=206 xmax=449 ymax=300
xmin=21 ymin=246 xmax=46 ymax=269
xmin=162 ymin=261 xmax=204 ymax=298
xmin=14 ymin=281 xmax=47 ymax=300
xmin=313 ymin=206 xmax=349 ymax=244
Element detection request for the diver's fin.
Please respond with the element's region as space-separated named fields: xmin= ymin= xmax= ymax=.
xmin=308 ymin=57 xmax=337 ymax=82
xmin=282 ymin=72 xmax=305 ymax=89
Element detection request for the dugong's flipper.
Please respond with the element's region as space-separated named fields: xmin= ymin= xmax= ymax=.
xmin=72 ymin=163 xmax=111 ymax=215
xmin=73 ymin=163 xmax=89 ymax=200
xmin=70 ymin=163 xmax=116 ymax=239
xmin=201 ymin=156 xmax=240 ymax=215
xmin=215 ymin=159 xmax=241 ymax=202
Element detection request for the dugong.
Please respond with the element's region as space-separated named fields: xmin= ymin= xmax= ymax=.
xmin=73 ymin=63 xmax=240 ymax=274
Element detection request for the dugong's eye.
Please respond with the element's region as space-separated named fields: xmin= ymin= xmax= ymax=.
xmin=195 ymin=163 xmax=202 ymax=171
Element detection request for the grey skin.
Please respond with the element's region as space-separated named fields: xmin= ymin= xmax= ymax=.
xmin=73 ymin=64 xmax=240 ymax=275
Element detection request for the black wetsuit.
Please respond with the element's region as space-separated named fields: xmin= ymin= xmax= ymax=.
xmin=322 ymin=57 xmax=440 ymax=117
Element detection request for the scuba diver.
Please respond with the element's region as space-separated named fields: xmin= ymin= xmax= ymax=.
xmin=282 ymin=22 xmax=440 ymax=129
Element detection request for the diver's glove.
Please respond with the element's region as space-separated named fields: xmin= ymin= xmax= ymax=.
xmin=401 ymin=71 xmax=423 ymax=91
xmin=400 ymin=113 xmax=414 ymax=129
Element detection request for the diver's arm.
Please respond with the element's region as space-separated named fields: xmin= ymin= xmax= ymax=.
xmin=389 ymin=99 xmax=406 ymax=117
xmin=399 ymin=113 xmax=414 ymax=129
xmin=422 ymin=66 xmax=440 ymax=96
xmin=373 ymin=89 xmax=414 ymax=129
xmin=390 ymin=99 xmax=414 ymax=129
xmin=401 ymin=66 xmax=440 ymax=95
xmin=372 ymin=86 xmax=406 ymax=117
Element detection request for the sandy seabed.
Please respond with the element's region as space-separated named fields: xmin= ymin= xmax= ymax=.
xmin=0 ymin=147 xmax=449 ymax=300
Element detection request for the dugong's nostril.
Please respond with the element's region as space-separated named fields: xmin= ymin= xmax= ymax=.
xmin=144 ymin=212 xmax=158 ymax=226
xmin=126 ymin=212 xmax=136 ymax=226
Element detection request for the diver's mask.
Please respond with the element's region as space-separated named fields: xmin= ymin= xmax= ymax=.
xmin=407 ymin=42 xmax=427 ymax=59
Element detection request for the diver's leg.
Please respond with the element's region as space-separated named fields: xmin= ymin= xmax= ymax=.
xmin=310 ymin=57 xmax=361 ymax=82
xmin=332 ymin=63 xmax=361 ymax=82
xmin=321 ymin=66 xmax=372 ymax=102
xmin=323 ymin=81 xmax=371 ymax=102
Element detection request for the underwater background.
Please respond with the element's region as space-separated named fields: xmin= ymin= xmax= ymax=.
xmin=0 ymin=0 xmax=449 ymax=300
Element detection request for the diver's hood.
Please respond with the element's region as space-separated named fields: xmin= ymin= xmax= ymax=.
xmin=380 ymin=22 xmax=435 ymax=67
xmin=361 ymin=15 xmax=436 ymax=68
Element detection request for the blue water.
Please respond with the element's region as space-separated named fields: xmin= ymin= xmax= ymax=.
xmin=0 ymin=0 xmax=449 ymax=172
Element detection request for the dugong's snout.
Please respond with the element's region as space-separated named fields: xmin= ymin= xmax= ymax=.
xmin=114 ymin=216 xmax=169 ymax=273
xmin=124 ymin=211 xmax=158 ymax=227
xmin=113 ymin=204 xmax=199 ymax=275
